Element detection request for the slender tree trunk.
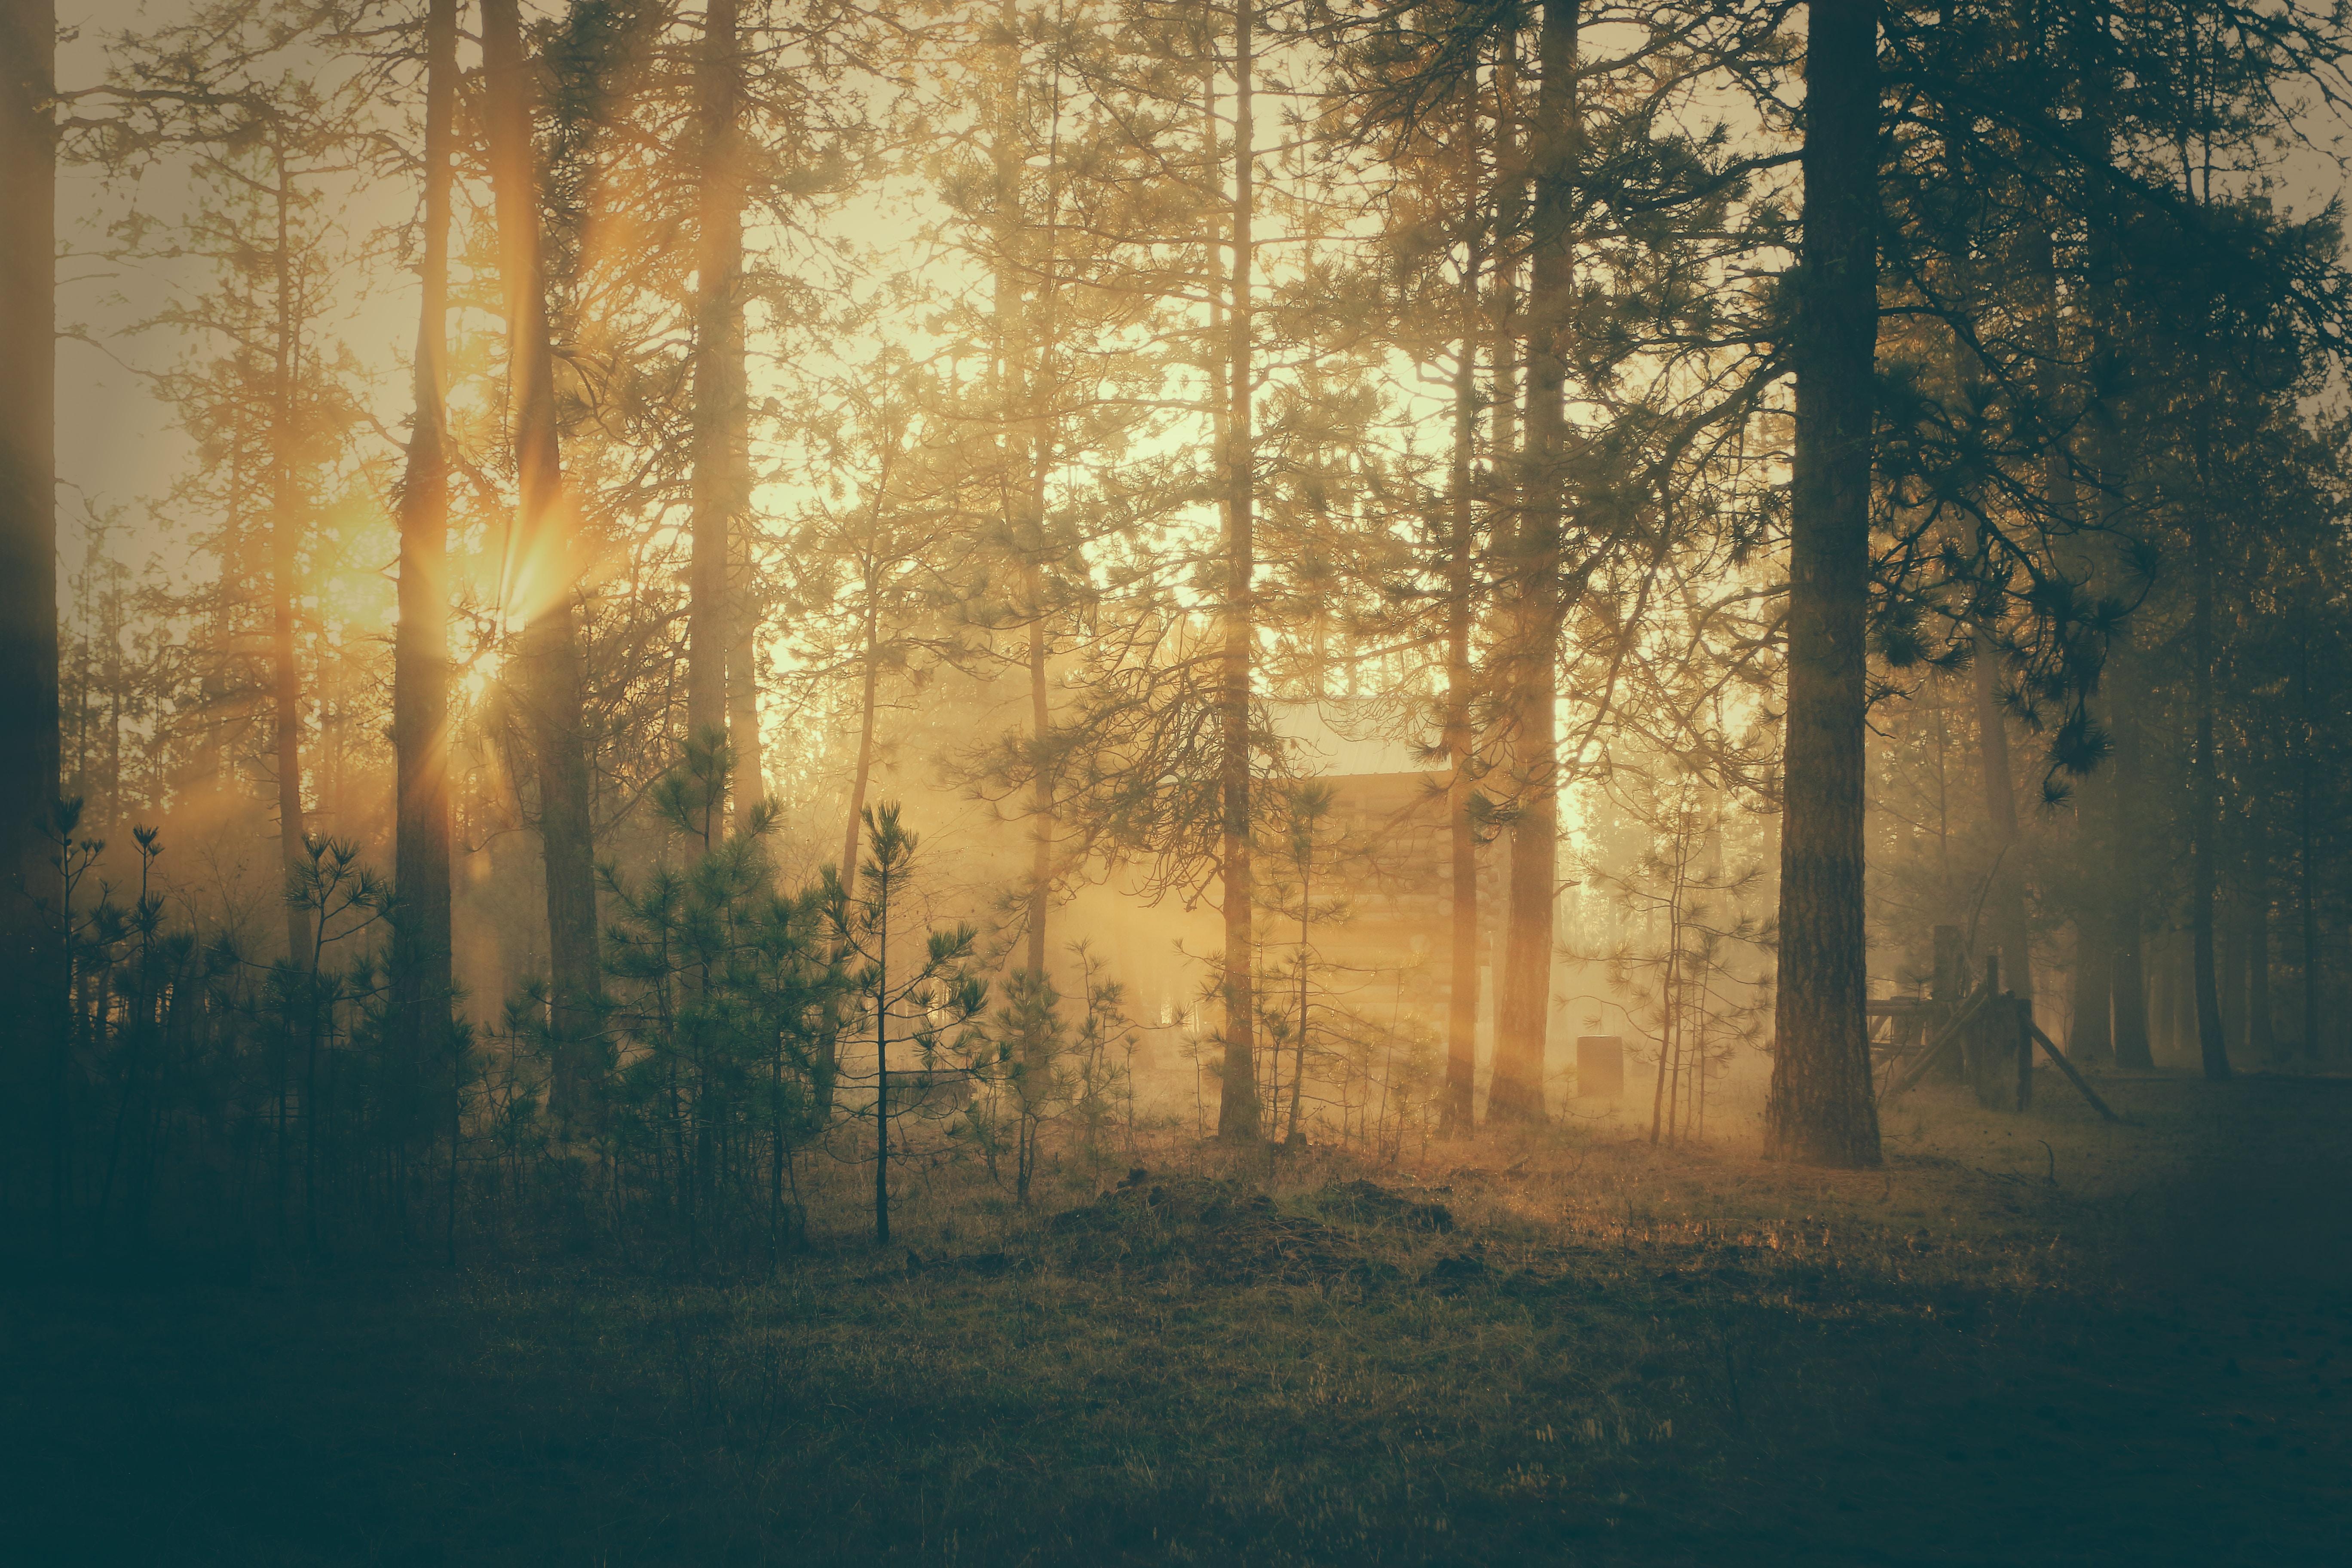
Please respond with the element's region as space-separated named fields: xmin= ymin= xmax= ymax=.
xmin=726 ymin=553 xmax=761 ymax=827
xmin=1764 ymin=0 xmax=1882 ymax=1167
xmin=841 ymin=599 xmax=880 ymax=894
xmin=2068 ymin=778 xmax=2114 ymax=1060
xmin=2243 ymin=858 xmax=2275 ymax=1058
xmin=689 ymin=0 xmax=746 ymax=816
xmin=1215 ymin=0 xmax=1259 ymax=1140
xmin=1286 ymin=845 xmax=1310 ymax=1144
xmin=1026 ymin=601 xmax=1054 ymax=975
xmin=1970 ymin=639 xmax=2031 ymax=1001
xmin=2107 ymin=669 xmax=2155 ymax=1068
xmin=2076 ymin=12 xmax=2151 ymax=1074
xmin=0 ymin=0 xmax=60 ymax=1222
xmin=2220 ymin=851 xmax=2247 ymax=1054
xmin=270 ymin=153 xmax=312 ymax=963
xmin=1440 ymin=70 xmax=1482 ymax=1137
xmin=2190 ymin=502 xmax=2230 ymax=1079
xmin=389 ymin=0 xmax=459 ymax=1142
xmin=2299 ymin=632 xmax=2323 ymax=1060
xmin=481 ymin=0 xmax=603 ymax=1118
xmin=872 ymin=873 xmax=891 ymax=1246
xmin=1488 ymin=0 xmax=1580 ymax=1126
xmin=993 ymin=0 xmax=1059 ymax=982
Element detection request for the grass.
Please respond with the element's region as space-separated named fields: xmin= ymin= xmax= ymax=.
xmin=7 ymin=1072 xmax=2351 ymax=1565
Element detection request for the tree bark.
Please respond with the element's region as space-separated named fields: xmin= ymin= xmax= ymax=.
xmin=2230 ymin=865 xmax=2267 ymax=1063
xmin=1440 ymin=66 xmax=1482 ymax=1137
xmin=1487 ymin=0 xmax=1579 ymax=1127
xmin=481 ymin=0 xmax=604 ymax=1118
xmin=994 ymin=0 xmax=1057 ymax=982
xmin=389 ymin=0 xmax=459 ymax=1140
xmin=727 ymin=550 xmax=761 ymax=827
xmin=688 ymin=0 xmax=744 ymax=810
xmin=2068 ymin=775 xmax=2114 ymax=1061
xmin=2299 ymin=629 xmax=2322 ymax=1060
xmin=840 ymin=598 xmax=879 ymax=894
xmin=270 ymin=148 xmax=312 ymax=964
xmin=2245 ymin=858 xmax=2275 ymax=1059
xmin=1970 ymin=639 xmax=2031 ymax=1002
xmin=2105 ymin=674 xmax=2155 ymax=1068
xmin=1764 ymin=0 xmax=1882 ymax=1167
xmin=1215 ymin=0 xmax=1259 ymax=1140
xmin=2074 ymin=8 xmax=2151 ymax=1075
xmin=2189 ymin=502 xmax=2230 ymax=1080
xmin=0 ymin=0 xmax=59 ymax=1216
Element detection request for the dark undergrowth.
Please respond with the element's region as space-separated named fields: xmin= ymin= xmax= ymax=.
xmin=6 ymin=1073 xmax=2350 ymax=1565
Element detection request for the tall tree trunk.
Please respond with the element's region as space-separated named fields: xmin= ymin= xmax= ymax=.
xmin=270 ymin=151 xmax=312 ymax=964
xmin=389 ymin=0 xmax=459 ymax=1141
xmin=2220 ymin=851 xmax=2247 ymax=1054
xmin=1215 ymin=0 xmax=1259 ymax=1140
xmin=0 ymin=0 xmax=60 ymax=1222
xmin=2299 ymin=629 xmax=2322 ymax=1060
xmin=1764 ymin=0 xmax=1882 ymax=1167
xmin=683 ymin=16 xmax=735 ymax=746
xmin=2106 ymin=671 xmax=2155 ymax=1068
xmin=2244 ymin=857 xmax=2275 ymax=1059
xmin=870 ymin=870 xmax=891 ymax=1246
xmin=1487 ymin=0 xmax=1579 ymax=1126
xmin=726 ymin=557 xmax=761 ymax=827
xmin=2068 ymin=770 xmax=2115 ymax=1062
xmin=839 ymin=596 xmax=880 ymax=895
xmin=688 ymin=0 xmax=743 ymax=810
xmin=2189 ymin=502 xmax=2230 ymax=1079
xmin=1440 ymin=68 xmax=1482 ymax=1137
xmin=1970 ymin=641 xmax=2031 ymax=1002
xmin=482 ymin=0 xmax=603 ymax=1118
xmin=2076 ymin=8 xmax=2151 ymax=1074
xmin=1023 ymin=98 xmax=1065 ymax=989
xmin=1026 ymin=592 xmax=1052 ymax=977
xmin=993 ymin=0 xmax=1057 ymax=982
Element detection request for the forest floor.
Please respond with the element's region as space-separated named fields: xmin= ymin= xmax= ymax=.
xmin=7 ymin=1072 xmax=2351 ymax=1566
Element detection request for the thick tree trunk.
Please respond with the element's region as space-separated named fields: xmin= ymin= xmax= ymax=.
xmin=389 ymin=0 xmax=459 ymax=1138
xmin=994 ymin=0 xmax=1057 ymax=982
xmin=1215 ymin=0 xmax=1259 ymax=1140
xmin=1440 ymin=74 xmax=1481 ymax=1138
xmin=482 ymin=0 xmax=603 ymax=1118
xmin=1764 ymin=0 xmax=1881 ymax=1168
xmin=0 ymin=0 xmax=60 ymax=1216
xmin=1487 ymin=0 xmax=1579 ymax=1127
xmin=688 ymin=0 xmax=744 ymax=805
xmin=2075 ymin=14 xmax=2151 ymax=1075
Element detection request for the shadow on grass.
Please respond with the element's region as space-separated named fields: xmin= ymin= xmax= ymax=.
xmin=5 ymin=1075 xmax=2349 ymax=1565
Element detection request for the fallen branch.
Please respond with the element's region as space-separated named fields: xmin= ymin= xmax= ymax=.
xmin=2028 ymin=1022 xmax=2123 ymax=1124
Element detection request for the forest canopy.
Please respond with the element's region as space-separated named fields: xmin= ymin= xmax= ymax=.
xmin=6 ymin=0 xmax=2352 ymax=1262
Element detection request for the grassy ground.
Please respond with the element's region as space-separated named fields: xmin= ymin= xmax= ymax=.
xmin=7 ymin=1073 xmax=2350 ymax=1565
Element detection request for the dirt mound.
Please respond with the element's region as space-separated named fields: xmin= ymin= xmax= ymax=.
xmin=1311 ymin=1179 xmax=1455 ymax=1233
xmin=1047 ymin=1176 xmax=1367 ymax=1284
